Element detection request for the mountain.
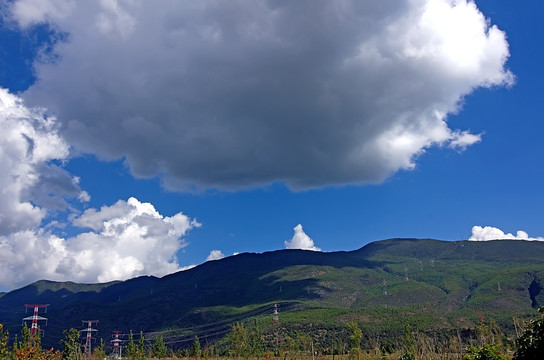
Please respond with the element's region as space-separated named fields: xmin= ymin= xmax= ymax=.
xmin=1 ymin=238 xmax=544 ymax=349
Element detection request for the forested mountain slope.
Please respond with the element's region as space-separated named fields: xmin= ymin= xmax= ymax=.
xmin=1 ymin=238 xmax=543 ymax=348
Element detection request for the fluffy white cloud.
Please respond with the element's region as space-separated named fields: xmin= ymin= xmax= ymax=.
xmin=206 ymin=249 xmax=225 ymax=261
xmin=0 ymin=88 xmax=202 ymax=290
xmin=9 ymin=0 xmax=512 ymax=191
xmin=0 ymin=197 xmax=200 ymax=289
xmin=0 ymin=88 xmax=86 ymax=234
xmin=469 ymin=226 xmax=544 ymax=241
xmin=285 ymin=224 xmax=320 ymax=251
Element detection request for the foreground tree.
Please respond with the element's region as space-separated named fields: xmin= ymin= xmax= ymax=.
xmin=0 ymin=324 xmax=10 ymax=359
xmin=13 ymin=324 xmax=60 ymax=360
xmin=125 ymin=330 xmax=139 ymax=360
xmin=227 ymin=323 xmax=249 ymax=358
xmin=60 ymin=328 xmax=82 ymax=360
xmin=347 ymin=322 xmax=362 ymax=360
xmin=463 ymin=344 xmax=508 ymax=360
xmin=92 ymin=338 xmax=106 ymax=359
xmin=514 ymin=306 xmax=544 ymax=360
xmin=138 ymin=331 xmax=147 ymax=359
xmin=249 ymin=320 xmax=264 ymax=357
xmin=190 ymin=335 xmax=202 ymax=358
xmin=152 ymin=335 xmax=168 ymax=359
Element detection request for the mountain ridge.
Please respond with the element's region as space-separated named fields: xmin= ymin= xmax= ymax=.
xmin=1 ymin=238 xmax=544 ymax=348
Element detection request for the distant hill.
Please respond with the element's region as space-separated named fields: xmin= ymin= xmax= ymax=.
xmin=1 ymin=238 xmax=543 ymax=349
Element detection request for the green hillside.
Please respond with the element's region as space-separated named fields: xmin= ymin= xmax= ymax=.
xmin=1 ymin=238 xmax=543 ymax=350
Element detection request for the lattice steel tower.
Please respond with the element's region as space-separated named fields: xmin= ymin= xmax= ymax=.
xmin=81 ymin=320 xmax=98 ymax=357
xmin=273 ymin=303 xmax=279 ymax=322
xmin=111 ymin=331 xmax=122 ymax=360
xmin=22 ymin=304 xmax=49 ymax=337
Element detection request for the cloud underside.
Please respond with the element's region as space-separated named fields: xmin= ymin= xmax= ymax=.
xmin=469 ymin=226 xmax=544 ymax=241
xmin=13 ymin=0 xmax=512 ymax=191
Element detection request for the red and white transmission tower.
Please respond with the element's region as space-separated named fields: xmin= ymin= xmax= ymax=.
xmin=81 ymin=320 xmax=98 ymax=357
xmin=272 ymin=303 xmax=279 ymax=322
xmin=111 ymin=331 xmax=122 ymax=360
xmin=22 ymin=304 xmax=49 ymax=337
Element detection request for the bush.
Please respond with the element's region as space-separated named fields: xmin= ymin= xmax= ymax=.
xmin=463 ymin=344 xmax=507 ymax=360
xmin=514 ymin=307 xmax=544 ymax=360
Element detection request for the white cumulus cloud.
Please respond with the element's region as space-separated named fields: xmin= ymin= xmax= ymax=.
xmin=0 ymin=197 xmax=200 ymax=289
xmin=0 ymin=88 xmax=86 ymax=234
xmin=285 ymin=224 xmax=320 ymax=251
xmin=206 ymin=249 xmax=225 ymax=261
xmin=8 ymin=0 xmax=512 ymax=191
xmin=469 ymin=226 xmax=544 ymax=241
xmin=0 ymin=87 xmax=203 ymax=291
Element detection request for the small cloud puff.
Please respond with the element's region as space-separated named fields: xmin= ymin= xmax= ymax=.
xmin=469 ymin=225 xmax=544 ymax=241
xmin=285 ymin=224 xmax=321 ymax=251
xmin=206 ymin=250 xmax=225 ymax=261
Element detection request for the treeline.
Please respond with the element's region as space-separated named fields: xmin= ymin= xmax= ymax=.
xmin=1 ymin=308 xmax=544 ymax=360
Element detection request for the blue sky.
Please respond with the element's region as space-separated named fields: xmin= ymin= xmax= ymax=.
xmin=0 ymin=0 xmax=542 ymax=291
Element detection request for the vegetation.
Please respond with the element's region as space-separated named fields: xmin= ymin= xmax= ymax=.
xmin=152 ymin=335 xmax=168 ymax=359
xmin=1 ymin=308 xmax=544 ymax=359
xmin=59 ymin=328 xmax=81 ymax=360
xmin=513 ymin=306 xmax=544 ymax=359
xmin=2 ymin=239 xmax=544 ymax=350
xmin=123 ymin=330 xmax=148 ymax=360
xmin=11 ymin=324 xmax=61 ymax=360
xmin=347 ymin=322 xmax=362 ymax=360
xmin=2 ymin=239 xmax=544 ymax=359
xmin=0 ymin=324 xmax=9 ymax=359
xmin=190 ymin=336 xmax=202 ymax=358
xmin=463 ymin=344 xmax=508 ymax=360
xmin=93 ymin=339 xmax=106 ymax=359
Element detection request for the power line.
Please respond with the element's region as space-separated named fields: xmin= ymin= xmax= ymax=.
xmin=141 ymin=303 xmax=299 ymax=346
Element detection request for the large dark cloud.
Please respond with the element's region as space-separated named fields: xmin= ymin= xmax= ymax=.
xmin=12 ymin=0 xmax=513 ymax=191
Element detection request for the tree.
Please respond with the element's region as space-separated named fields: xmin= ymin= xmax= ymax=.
xmin=280 ymin=335 xmax=297 ymax=358
xmin=398 ymin=325 xmax=416 ymax=360
xmin=295 ymin=331 xmax=312 ymax=360
xmin=0 ymin=324 xmax=10 ymax=360
xmin=13 ymin=324 xmax=60 ymax=360
xmin=463 ymin=344 xmax=508 ymax=360
xmin=138 ymin=331 xmax=146 ymax=359
xmin=228 ymin=323 xmax=249 ymax=358
xmin=60 ymin=328 xmax=82 ymax=360
xmin=20 ymin=323 xmax=31 ymax=348
xmin=190 ymin=335 xmax=202 ymax=358
xmin=250 ymin=320 xmax=264 ymax=357
xmin=514 ymin=306 xmax=544 ymax=360
xmin=379 ymin=339 xmax=394 ymax=358
xmin=152 ymin=335 xmax=168 ymax=359
xmin=346 ymin=322 xmax=362 ymax=360
xmin=92 ymin=338 xmax=106 ymax=359
xmin=125 ymin=331 xmax=138 ymax=360
xmin=12 ymin=334 xmax=18 ymax=355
